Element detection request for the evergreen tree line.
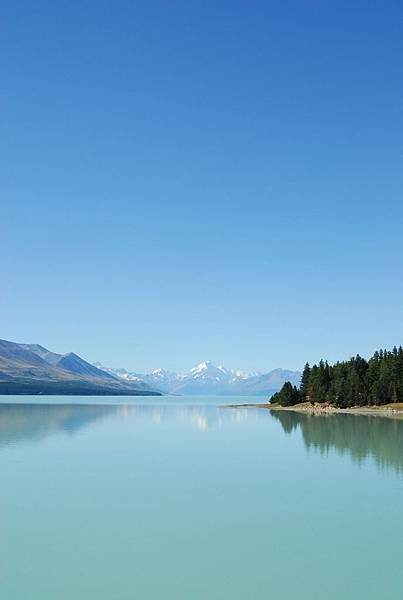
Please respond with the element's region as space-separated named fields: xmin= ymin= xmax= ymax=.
xmin=271 ymin=346 xmax=403 ymax=408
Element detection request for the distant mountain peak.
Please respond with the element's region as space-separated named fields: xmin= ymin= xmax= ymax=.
xmin=190 ymin=361 xmax=212 ymax=373
xmin=20 ymin=343 xmax=50 ymax=353
xmin=151 ymin=368 xmax=172 ymax=376
xmin=96 ymin=359 xmax=301 ymax=396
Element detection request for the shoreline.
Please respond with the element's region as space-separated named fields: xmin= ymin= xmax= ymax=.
xmin=226 ymin=402 xmax=403 ymax=418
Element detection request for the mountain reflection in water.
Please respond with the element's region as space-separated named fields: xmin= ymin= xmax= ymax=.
xmin=0 ymin=404 xmax=118 ymax=447
xmin=0 ymin=403 xmax=256 ymax=448
xmin=2 ymin=403 xmax=403 ymax=476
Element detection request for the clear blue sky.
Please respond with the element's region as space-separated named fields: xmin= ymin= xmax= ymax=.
xmin=1 ymin=0 xmax=402 ymax=373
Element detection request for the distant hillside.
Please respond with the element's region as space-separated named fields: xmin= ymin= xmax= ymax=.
xmin=20 ymin=344 xmax=117 ymax=380
xmin=96 ymin=360 xmax=301 ymax=396
xmin=0 ymin=339 xmax=160 ymax=396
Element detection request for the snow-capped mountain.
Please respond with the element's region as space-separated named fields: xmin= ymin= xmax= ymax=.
xmin=94 ymin=360 xmax=301 ymax=396
xmin=93 ymin=363 xmax=144 ymax=383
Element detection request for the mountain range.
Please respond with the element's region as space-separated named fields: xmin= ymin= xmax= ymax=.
xmin=94 ymin=360 xmax=301 ymax=396
xmin=0 ymin=339 xmax=159 ymax=395
xmin=0 ymin=338 xmax=301 ymax=396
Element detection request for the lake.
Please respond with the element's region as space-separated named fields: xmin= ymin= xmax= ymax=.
xmin=1 ymin=396 xmax=403 ymax=599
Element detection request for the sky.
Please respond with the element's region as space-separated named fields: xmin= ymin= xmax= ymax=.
xmin=1 ymin=0 xmax=403 ymax=373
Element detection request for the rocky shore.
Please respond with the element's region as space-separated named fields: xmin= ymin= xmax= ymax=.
xmin=226 ymin=402 xmax=403 ymax=418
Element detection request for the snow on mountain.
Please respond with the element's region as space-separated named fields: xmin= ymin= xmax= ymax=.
xmin=189 ymin=361 xmax=229 ymax=381
xmin=93 ymin=362 xmax=145 ymax=383
xmin=94 ymin=360 xmax=301 ymax=396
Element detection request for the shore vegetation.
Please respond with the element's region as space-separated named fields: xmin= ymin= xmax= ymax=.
xmin=271 ymin=346 xmax=403 ymax=408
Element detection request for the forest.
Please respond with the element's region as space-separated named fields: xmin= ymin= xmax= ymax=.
xmin=271 ymin=346 xmax=403 ymax=408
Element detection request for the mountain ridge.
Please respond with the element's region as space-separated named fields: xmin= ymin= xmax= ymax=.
xmin=0 ymin=338 xmax=300 ymax=397
xmin=95 ymin=360 xmax=301 ymax=396
xmin=0 ymin=339 xmax=160 ymax=396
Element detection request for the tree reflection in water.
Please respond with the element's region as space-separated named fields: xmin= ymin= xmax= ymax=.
xmin=271 ymin=409 xmax=403 ymax=473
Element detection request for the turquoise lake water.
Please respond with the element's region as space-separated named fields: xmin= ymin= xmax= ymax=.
xmin=1 ymin=395 xmax=403 ymax=599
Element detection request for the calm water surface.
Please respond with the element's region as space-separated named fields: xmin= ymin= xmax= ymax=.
xmin=1 ymin=395 xmax=403 ymax=599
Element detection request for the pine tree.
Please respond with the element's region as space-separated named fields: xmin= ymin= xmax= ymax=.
xmin=299 ymin=363 xmax=311 ymax=402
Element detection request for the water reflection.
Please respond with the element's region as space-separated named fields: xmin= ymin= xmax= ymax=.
xmin=0 ymin=403 xmax=257 ymax=448
xmin=117 ymin=404 xmax=256 ymax=431
xmin=0 ymin=403 xmax=118 ymax=447
xmin=271 ymin=410 xmax=403 ymax=472
xmin=3 ymin=403 xmax=403 ymax=475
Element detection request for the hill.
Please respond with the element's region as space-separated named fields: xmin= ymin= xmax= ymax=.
xmin=0 ymin=339 xmax=160 ymax=396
